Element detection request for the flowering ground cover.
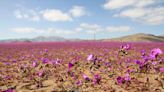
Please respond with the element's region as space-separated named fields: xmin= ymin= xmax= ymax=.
xmin=0 ymin=42 xmax=163 ymax=92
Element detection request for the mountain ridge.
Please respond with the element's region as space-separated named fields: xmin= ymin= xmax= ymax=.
xmin=102 ymin=33 xmax=164 ymax=42
xmin=0 ymin=33 xmax=164 ymax=42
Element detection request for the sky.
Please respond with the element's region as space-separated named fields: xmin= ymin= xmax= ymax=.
xmin=0 ymin=0 xmax=164 ymax=40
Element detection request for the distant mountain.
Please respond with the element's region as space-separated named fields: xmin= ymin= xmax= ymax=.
xmin=160 ymin=34 xmax=164 ymax=37
xmin=102 ymin=33 xmax=164 ymax=42
xmin=1 ymin=33 xmax=164 ymax=42
xmin=31 ymin=36 xmax=66 ymax=42
xmin=0 ymin=36 xmax=66 ymax=42
xmin=0 ymin=38 xmax=31 ymax=42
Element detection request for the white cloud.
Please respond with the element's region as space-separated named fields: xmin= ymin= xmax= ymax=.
xmin=79 ymin=23 xmax=101 ymax=31
xmin=103 ymin=0 xmax=136 ymax=10
xmin=11 ymin=27 xmax=39 ymax=33
xmin=103 ymin=0 xmax=156 ymax=10
xmin=41 ymin=9 xmax=72 ymax=22
xmin=11 ymin=23 xmax=131 ymax=36
xmin=76 ymin=23 xmax=102 ymax=34
xmin=141 ymin=7 xmax=164 ymax=25
xmin=106 ymin=26 xmax=131 ymax=32
xmin=69 ymin=6 xmax=87 ymax=17
xmin=41 ymin=6 xmax=88 ymax=22
xmin=46 ymin=28 xmax=78 ymax=35
xmin=76 ymin=23 xmax=131 ymax=34
xmin=117 ymin=8 xmax=146 ymax=18
xmin=116 ymin=7 xmax=164 ymax=25
xmin=103 ymin=0 xmax=164 ymax=25
xmin=11 ymin=27 xmax=78 ymax=36
xmin=14 ymin=10 xmax=23 ymax=18
xmin=14 ymin=10 xmax=40 ymax=21
xmin=14 ymin=5 xmax=88 ymax=22
xmin=135 ymin=0 xmax=155 ymax=7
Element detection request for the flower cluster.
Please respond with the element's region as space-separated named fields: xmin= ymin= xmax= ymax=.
xmin=0 ymin=42 xmax=163 ymax=91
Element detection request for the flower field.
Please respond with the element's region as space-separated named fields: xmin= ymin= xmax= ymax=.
xmin=0 ymin=42 xmax=164 ymax=92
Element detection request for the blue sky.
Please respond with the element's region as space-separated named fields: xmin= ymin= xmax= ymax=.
xmin=0 ymin=0 xmax=164 ymax=40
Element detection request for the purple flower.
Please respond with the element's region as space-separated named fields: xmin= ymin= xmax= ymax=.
xmin=44 ymin=49 xmax=48 ymax=53
xmin=42 ymin=58 xmax=49 ymax=63
xmin=93 ymin=74 xmax=101 ymax=84
xmin=87 ymin=54 xmax=94 ymax=61
xmin=121 ymin=44 xmax=130 ymax=50
xmin=4 ymin=89 xmax=14 ymax=92
xmin=51 ymin=59 xmax=62 ymax=65
xmin=153 ymin=48 xmax=162 ymax=54
xmin=70 ymin=56 xmax=80 ymax=63
xmin=160 ymin=67 xmax=164 ymax=73
xmin=12 ymin=60 xmax=17 ymax=63
xmin=152 ymin=62 xmax=158 ymax=65
xmin=142 ymin=56 xmax=149 ymax=62
xmin=116 ymin=74 xmax=131 ymax=85
xmin=126 ymin=69 xmax=132 ymax=73
xmin=70 ymin=72 xmax=75 ymax=77
xmin=4 ymin=62 xmax=10 ymax=65
xmin=83 ymin=73 xmax=90 ymax=81
xmin=134 ymin=60 xmax=143 ymax=66
xmin=104 ymin=62 xmax=111 ymax=67
xmin=139 ymin=65 xmax=144 ymax=70
xmin=32 ymin=60 xmax=38 ymax=67
xmin=76 ymin=56 xmax=81 ymax=60
xmin=141 ymin=50 xmax=146 ymax=56
xmin=4 ymin=76 xmax=11 ymax=80
xmin=158 ymin=59 xmax=162 ymax=63
xmin=116 ymin=76 xmax=124 ymax=85
xmin=68 ymin=62 xmax=73 ymax=70
xmin=76 ymin=80 xmax=82 ymax=86
xmin=38 ymin=70 xmax=44 ymax=77
xmin=124 ymin=73 xmax=131 ymax=81
xmin=70 ymin=59 xmax=76 ymax=63
xmin=150 ymin=48 xmax=162 ymax=59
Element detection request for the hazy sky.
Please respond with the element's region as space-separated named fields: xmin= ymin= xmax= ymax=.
xmin=0 ymin=0 xmax=164 ymax=40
